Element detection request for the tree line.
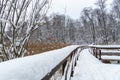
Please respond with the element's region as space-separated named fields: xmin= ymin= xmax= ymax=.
xmin=31 ymin=0 xmax=120 ymax=45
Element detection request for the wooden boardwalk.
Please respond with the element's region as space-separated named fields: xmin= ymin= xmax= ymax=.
xmin=72 ymin=49 xmax=120 ymax=80
xmin=41 ymin=45 xmax=120 ymax=80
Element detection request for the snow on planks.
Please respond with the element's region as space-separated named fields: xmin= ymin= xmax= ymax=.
xmin=72 ymin=49 xmax=120 ymax=80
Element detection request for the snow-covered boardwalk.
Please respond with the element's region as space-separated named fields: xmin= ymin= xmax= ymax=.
xmin=72 ymin=49 xmax=120 ymax=80
xmin=0 ymin=45 xmax=79 ymax=80
xmin=1 ymin=45 xmax=120 ymax=80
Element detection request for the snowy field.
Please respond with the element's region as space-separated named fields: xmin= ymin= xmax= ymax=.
xmin=72 ymin=49 xmax=120 ymax=80
xmin=0 ymin=45 xmax=79 ymax=80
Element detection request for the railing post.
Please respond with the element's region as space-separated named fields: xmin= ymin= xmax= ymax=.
xmin=93 ymin=48 xmax=97 ymax=58
xmin=98 ymin=49 xmax=101 ymax=60
xmin=62 ymin=60 xmax=67 ymax=75
xmin=118 ymin=61 xmax=120 ymax=63
xmin=71 ymin=51 xmax=75 ymax=77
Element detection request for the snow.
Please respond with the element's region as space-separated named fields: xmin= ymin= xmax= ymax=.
xmin=72 ymin=49 xmax=120 ymax=80
xmin=101 ymin=50 xmax=120 ymax=54
xmin=89 ymin=45 xmax=120 ymax=47
xmin=0 ymin=44 xmax=2 ymax=47
xmin=0 ymin=45 xmax=79 ymax=80
xmin=101 ymin=55 xmax=120 ymax=60
xmin=89 ymin=45 xmax=120 ymax=49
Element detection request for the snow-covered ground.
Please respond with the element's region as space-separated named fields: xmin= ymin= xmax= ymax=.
xmin=72 ymin=49 xmax=120 ymax=80
xmin=0 ymin=45 xmax=79 ymax=80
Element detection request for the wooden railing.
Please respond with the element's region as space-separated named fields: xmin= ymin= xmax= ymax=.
xmin=90 ymin=45 xmax=120 ymax=63
xmin=42 ymin=47 xmax=82 ymax=80
xmin=42 ymin=45 xmax=120 ymax=79
xmin=3 ymin=45 xmax=120 ymax=79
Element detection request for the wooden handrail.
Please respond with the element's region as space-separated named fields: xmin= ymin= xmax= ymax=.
xmin=42 ymin=47 xmax=80 ymax=80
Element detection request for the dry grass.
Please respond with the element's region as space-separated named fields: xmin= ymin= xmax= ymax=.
xmin=25 ymin=41 xmax=69 ymax=56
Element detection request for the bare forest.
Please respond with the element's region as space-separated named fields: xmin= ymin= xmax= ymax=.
xmin=0 ymin=0 xmax=120 ymax=60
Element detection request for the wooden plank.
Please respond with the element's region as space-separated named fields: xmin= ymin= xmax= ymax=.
xmin=101 ymin=51 xmax=120 ymax=53
xmin=0 ymin=55 xmax=3 ymax=57
xmin=100 ymin=51 xmax=120 ymax=55
xmin=102 ymin=59 xmax=120 ymax=61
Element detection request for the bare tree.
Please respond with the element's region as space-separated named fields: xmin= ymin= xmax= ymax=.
xmin=68 ymin=18 xmax=76 ymax=42
xmin=82 ymin=7 xmax=96 ymax=44
xmin=0 ymin=0 xmax=51 ymax=60
xmin=107 ymin=13 xmax=118 ymax=43
xmin=113 ymin=0 xmax=120 ymax=19
xmin=96 ymin=0 xmax=108 ymax=44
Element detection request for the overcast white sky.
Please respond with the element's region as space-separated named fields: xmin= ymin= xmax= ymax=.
xmin=48 ymin=0 xmax=113 ymax=19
